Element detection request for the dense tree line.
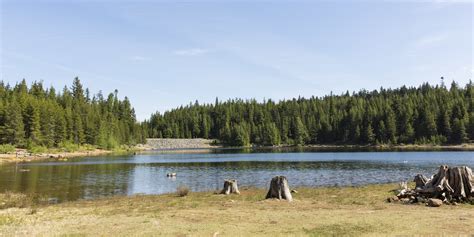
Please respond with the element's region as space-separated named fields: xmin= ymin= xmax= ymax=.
xmin=0 ymin=78 xmax=146 ymax=149
xmin=144 ymin=81 xmax=474 ymax=146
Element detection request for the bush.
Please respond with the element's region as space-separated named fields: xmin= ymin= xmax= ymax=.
xmin=82 ymin=144 xmax=96 ymax=151
xmin=28 ymin=145 xmax=48 ymax=154
xmin=176 ymin=185 xmax=190 ymax=197
xmin=0 ymin=144 xmax=16 ymax=154
xmin=59 ymin=141 xmax=80 ymax=152
xmin=99 ymin=136 xmax=119 ymax=150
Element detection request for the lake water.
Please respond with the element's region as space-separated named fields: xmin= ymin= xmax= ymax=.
xmin=0 ymin=149 xmax=473 ymax=201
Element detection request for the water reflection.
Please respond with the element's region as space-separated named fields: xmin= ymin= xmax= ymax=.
xmin=0 ymin=150 xmax=472 ymax=201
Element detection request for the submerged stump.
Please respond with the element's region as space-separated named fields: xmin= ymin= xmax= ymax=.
xmin=220 ymin=179 xmax=240 ymax=195
xmin=265 ymin=176 xmax=293 ymax=202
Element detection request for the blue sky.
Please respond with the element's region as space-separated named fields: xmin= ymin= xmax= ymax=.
xmin=1 ymin=0 xmax=472 ymax=121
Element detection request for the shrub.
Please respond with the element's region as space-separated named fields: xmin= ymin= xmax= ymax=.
xmin=82 ymin=144 xmax=96 ymax=151
xmin=28 ymin=145 xmax=48 ymax=154
xmin=0 ymin=144 xmax=15 ymax=154
xmin=59 ymin=141 xmax=80 ymax=152
xmin=176 ymin=185 xmax=190 ymax=197
xmin=99 ymin=136 xmax=119 ymax=150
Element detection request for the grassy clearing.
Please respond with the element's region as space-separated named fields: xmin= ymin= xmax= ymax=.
xmin=0 ymin=183 xmax=473 ymax=236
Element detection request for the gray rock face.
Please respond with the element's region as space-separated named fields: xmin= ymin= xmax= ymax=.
xmin=146 ymin=138 xmax=219 ymax=149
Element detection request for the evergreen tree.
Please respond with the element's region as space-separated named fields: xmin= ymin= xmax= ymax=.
xmin=2 ymin=101 xmax=25 ymax=145
xmin=293 ymin=117 xmax=308 ymax=145
xmin=0 ymin=78 xmax=145 ymax=148
xmin=452 ymin=118 xmax=468 ymax=143
xmin=24 ymin=103 xmax=42 ymax=144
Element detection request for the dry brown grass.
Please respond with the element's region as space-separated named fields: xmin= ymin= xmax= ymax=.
xmin=0 ymin=191 xmax=48 ymax=210
xmin=1 ymin=183 xmax=473 ymax=236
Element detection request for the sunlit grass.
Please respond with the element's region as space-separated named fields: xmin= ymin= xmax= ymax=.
xmin=1 ymin=183 xmax=473 ymax=236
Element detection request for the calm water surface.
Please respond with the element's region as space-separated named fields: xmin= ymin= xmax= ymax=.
xmin=0 ymin=149 xmax=473 ymax=201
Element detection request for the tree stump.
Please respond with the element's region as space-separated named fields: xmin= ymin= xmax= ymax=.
xmin=414 ymin=174 xmax=429 ymax=189
xmin=415 ymin=165 xmax=474 ymax=202
xmin=220 ymin=179 xmax=240 ymax=195
xmin=265 ymin=176 xmax=293 ymax=202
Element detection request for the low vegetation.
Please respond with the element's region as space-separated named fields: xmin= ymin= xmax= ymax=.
xmin=0 ymin=192 xmax=47 ymax=209
xmin=0 ymin=144 xmax=15 ymax=154
xmin=1 ymin=183 xmax=472 ymax=236
xmin=176 ymin=185 xmax=190 ymax=197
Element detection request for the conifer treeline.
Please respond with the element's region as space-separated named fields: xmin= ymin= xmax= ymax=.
xmin=0 ymin=78 xmax=146 ymax=149
xmin=144 ymin=81 xmax=474 ymax=146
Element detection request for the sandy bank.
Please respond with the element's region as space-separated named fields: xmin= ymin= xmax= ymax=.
xmin=0 ymin=149 xmax=115 ymax=164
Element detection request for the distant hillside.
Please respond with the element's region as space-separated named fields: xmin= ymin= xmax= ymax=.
xmin=144 ymin=81 xmax=474 ymax=146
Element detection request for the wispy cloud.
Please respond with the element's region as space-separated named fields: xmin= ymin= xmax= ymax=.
xmin=173 ymin=48 xmax=209 ymax=56
xmin=415 ymin=34 xmax=448 ymax=48
xmin=431 ymin=0 xmax=471 ymax=3
xmin=130 ymin=56 xmax=150 ymax=61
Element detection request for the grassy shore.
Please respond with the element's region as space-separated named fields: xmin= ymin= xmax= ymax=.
xmin=1 ymin=183 xmax=473 ymax=236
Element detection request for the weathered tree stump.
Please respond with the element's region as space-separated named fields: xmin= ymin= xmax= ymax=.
xmin=416 ymin=165 xmax=474 ymax=201
xmin=265 ymin=176 xmax=293 ymax=202
xmin=220 ymin=179 xmax=240 ymax=195
xmin=414 ymin=174 xmax=429 ymax=189
xmin=396 ymin=165 xmax=474 ymax=204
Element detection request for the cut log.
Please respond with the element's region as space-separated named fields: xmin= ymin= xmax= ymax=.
xmin=220 ymin=179 xmax=240 ymax=195
xmin=265 ymin=176 xmax=293 ymax=202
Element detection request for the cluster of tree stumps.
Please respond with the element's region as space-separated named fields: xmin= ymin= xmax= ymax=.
xmin=219 ymin=176 xmax=294 ymax=202
xmin=390 ymin=165 xmax=474 ymax=207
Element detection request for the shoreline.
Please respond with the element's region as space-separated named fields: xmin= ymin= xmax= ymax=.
xmin=1 ymin=142 xmax=473 ymax=165
xmin=144 ymin=142 xmax=474 ymax=152
xmin=1 ymin=183 xmax=472 ymax=236
xmin=0 ymin=149 xmax=115 ymax=164
xmin=297 ymin=143 xmax=474 ymax=151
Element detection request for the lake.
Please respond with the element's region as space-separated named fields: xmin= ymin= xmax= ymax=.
xmin=0 ymin=149 xmax=473 ymax=201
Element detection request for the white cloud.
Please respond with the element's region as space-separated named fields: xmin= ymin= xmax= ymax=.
xmin=130 ymin=56 xmax=150 ymax=61
xmin=173 ymin=48 xmax=209 ymax=56
xmin=415 ymin=34 xmax=448 ymax=48
xmin=431 ymin=0 xmax=471 ymax=3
